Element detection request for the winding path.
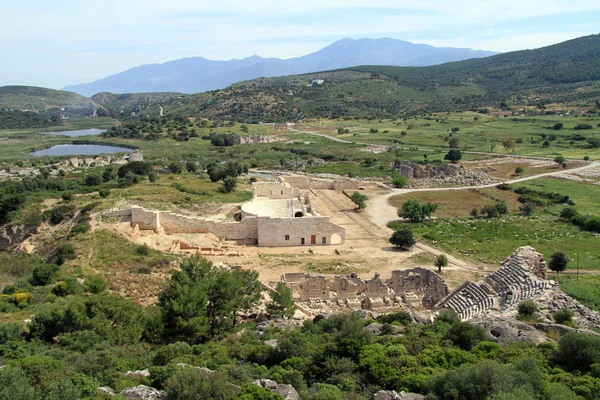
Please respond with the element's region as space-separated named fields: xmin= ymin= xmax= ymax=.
xmin=288 ymin=125 xmax=600 ymax=271
xmin=366 ymin=161 xmax=600 ymax=235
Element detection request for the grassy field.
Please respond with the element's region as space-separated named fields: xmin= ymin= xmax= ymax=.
xmin=517 ymin=178 xmax=600 ymax=215
xmin=296 ymin=113 xmax=600 ymax=159
xmin=388 ymin=188 xmax=522 ymax=218
xmin=557 ymin=274 xmax=600 ymax=312
xmin=389 ymin=214 xmax=600 ymax=269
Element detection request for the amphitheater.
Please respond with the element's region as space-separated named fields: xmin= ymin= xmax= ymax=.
xmin=278 ymin=246 xmax=600 ymax=328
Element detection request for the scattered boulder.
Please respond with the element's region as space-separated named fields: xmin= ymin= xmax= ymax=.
xmin=253 ymin=379 xmax=300 ymax=400
xmin=0 ymin=225 xmax=37 ymax=250
xmin=264 ymin=339 xmax=279 ymax=348
xmin=469 ymin=317 xmax=550 ymax=345
xmin=119 ymin=385 xmax=166 ymax=399
xmin=534 ymin=323 xmax=600 ymax=337
xmin=98 ymin=387 xmax=116 ymax=396
xmin=124 ymin=369 xmax=150 ymax=377
xmin=412 ymin=312 xmax=433 ymax=325
xmin=256 ymin=318 xmax=303 ymax=331
xmin=373 ymin=390 xmax=427 ymax=400
xmin=363 ymin=322 xmax=404 ymax=336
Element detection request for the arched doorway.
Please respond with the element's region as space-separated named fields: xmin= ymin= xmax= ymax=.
xmin=330 ymin=233 xmax=342 ymax=245
xmin=294 ymin=211 xmax=303 ymax=218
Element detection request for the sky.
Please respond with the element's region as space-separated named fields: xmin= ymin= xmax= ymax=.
xmin=1 ymin=0 xmax=599 ymax=90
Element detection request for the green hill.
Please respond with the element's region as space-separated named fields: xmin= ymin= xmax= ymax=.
xmin=158 ymin=34 xmax=600 ymax=121
xmin=91 ymin=91 xmax=187 ymax=117
xmin=0 ymin=86 xmax=100 ymax=113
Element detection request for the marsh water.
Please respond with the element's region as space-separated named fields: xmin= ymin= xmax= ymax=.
xmin=41 ymin=129 xmax=106 ymax=137
xmin=31 ymin=144 xmax=131 ymax=156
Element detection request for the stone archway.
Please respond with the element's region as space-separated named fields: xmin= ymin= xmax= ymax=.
xmin=294 ymin=211 xmax=304 ymax=218
xmin=330 ymin=233 xmax=342 ymax=245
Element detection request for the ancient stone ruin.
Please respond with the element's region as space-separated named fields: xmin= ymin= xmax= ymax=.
xmin=279 ymin=268 xmax=448 ymax=313
xmin=397 ymin=161 xmax=461 ymax=179
xmin=104 ymin=179 xmax=345 ymax=247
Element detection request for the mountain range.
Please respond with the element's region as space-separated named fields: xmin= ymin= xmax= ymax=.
xmin=63 ymin=38 xmax=498 ymax=96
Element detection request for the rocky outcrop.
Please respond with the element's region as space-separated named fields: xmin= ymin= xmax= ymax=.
xmin=124 ymin=369 xmax=151 ymax=377
xmin=0 ymin=225 xmax=36 ymax=250
xmin=253 ymin=379 xmax=300 ymax=400
xmin=469 ymin=317 xmax=550 ymax=345
xmin=372 ymin=390 xmax=427 ymax=400
xmin=363 ymin=322 xmax=404 ymax=336
xmin=119 ymin=385 xmax=166 ymax=399
xmin=534 ymin=323 xmax=600 ymax=337
xmin=398 ymin=161 xmax=460 ymax=179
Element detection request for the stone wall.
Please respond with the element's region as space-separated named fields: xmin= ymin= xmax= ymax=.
xmin=391 ymin=268 xmax=448 ymax=308
xmin=398 ymin=161 xmax=461 ymax=179
xmin=254 ymin=182 xmax=299 ymax=199
xmin=280 ymin=176 xmax=361 ymax=191
xmin=257 ymin=216 xmax=345 ymax=247
xmin=131 ymin=207 xmax=159 ymax=230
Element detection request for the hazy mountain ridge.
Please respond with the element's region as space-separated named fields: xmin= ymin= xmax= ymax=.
xmin=63 ymin=38 xmax=498 ymax=96
xmin=156 ymin=34 xmax=600 ymax=121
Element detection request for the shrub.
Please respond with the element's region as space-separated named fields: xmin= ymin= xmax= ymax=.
xmin=30 ymin=264 xmax=60 ymax=286
xmin=520 ymin=202 xmax=536 ymax=216
xmin=515 ymin=166 xmax=525 ymax=174
xmin=389 ymin=228 xmax=416 ymax=250
xmin=549 ymin=252 xmax=569 ymax=275
xmin=392 ymin=175 xmax=408 ymax=188
xmin=518 ymin=299 xmax=538 ymax=318
xmin=84 ymin=275 xmax=108 ymax=294
xmin=219 ymin=176 xmax=236 ymax=193
xmin=575 ymin=123 xmax=593 ymax=130
xmin=136 ymin=244 xmax=150 ymax=256
xmin=61 ymin=192 xmax=74 ymax=202
xmin=118 ymin=161 xmax=152 ymax=178
xmin=446 ymin=322 xmax=486 ymax=350
xmin=168 ymin=162 xmax=183 ymax=174
xmin=553 ymin=308 xmax=575 ymax=325
xmin=55 ymin=243 xmax=76 ymax=265
xmin=556 ymin=333 xmax=600 ymax=372
xmin=350 ymin=192 xmax=368 ymax=210
xmin=399 ymin=199 xmax=438 ymax=222
xmin=185 ymin=161 xmax=197 ymax=173
xmin=583 ymin=216 xmax=600 ymax=233
xmin=560 ymin=207 xmax=578 ymax=220
xmin=98 ymin=189 xmax=110 ymax=198
xmin=434 ymin=254 xmax=448 ymax=273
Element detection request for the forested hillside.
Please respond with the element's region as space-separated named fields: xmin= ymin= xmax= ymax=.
xmin=155 ymin=34 xmax=600 ymax=121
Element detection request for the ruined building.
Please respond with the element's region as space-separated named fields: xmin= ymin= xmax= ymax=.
xmin=280 ymin=268 xmax=448 ymax=312
xmin=109 ymin=180 xmax=345 ymax=247
xmin=397 ymin=161 xmax=461 ymax=179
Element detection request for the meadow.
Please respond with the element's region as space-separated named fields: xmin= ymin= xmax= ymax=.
xmin=389 ymin=215 xmax=600 ymax=269
xmin=296 ymin=112 xmax=600 ymax=159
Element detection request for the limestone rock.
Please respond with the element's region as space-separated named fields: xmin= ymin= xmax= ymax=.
xmin=363 ymin=322 xmax=404 ymax=336
xmin=124 ymin=369 xmax=150 ymax=377
xmin=372 ymin=390 xmax=427 ymax=400
xmin=0 ymin=225 xmax=37 ymax=250
xmin=469 ymin=317 xmax=550 ymax=345
xmin=253 ymin=379 xmax=300 ymax=400
xmin=256 ymin=318 xmax=303 ymax=331
xmin=534 ymin=323 xmax=600 ymax=337
xmin=98 ymin=387 xmax=116 ymax=395
xmin=119 ymin=385 xmax=166 ymax=399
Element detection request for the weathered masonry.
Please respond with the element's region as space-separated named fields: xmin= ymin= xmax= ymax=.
xmin=119 ymin=180 xmax=345 ymax=247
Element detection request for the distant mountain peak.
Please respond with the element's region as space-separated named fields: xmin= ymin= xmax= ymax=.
xmin=63 ymin=38 xmax=499 ymax=96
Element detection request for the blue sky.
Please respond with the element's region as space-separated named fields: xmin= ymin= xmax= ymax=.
xmin=1 ymin=0 xmax=599 ymax=89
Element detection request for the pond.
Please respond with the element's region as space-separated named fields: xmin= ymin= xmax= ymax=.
xmin=41 ymin=129 xmax=106 ymax=137
xmin=249 ymin=171 xmax=276 ymax=180
xmin=31 ymin=144 xmax=132 ymax=157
